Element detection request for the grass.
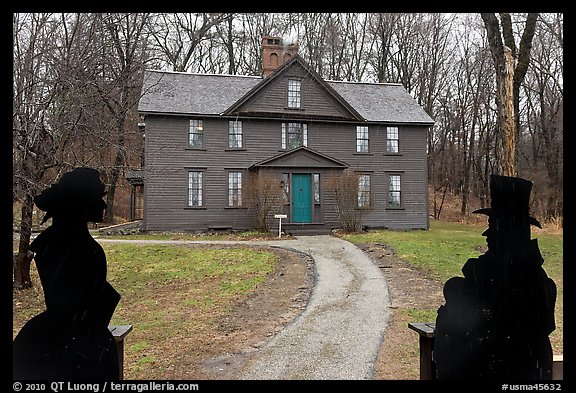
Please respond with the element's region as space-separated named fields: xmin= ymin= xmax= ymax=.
xmin=342 ymin=220 xmax=564 ymax=355
xmin=94 ymin=230 xmax=290 ymax=242
xmin=345 ymin=221 xmax=487 ymax=282
xmin=106 ymin=243 xmax=278 ymax=377
xmin=402 ymin=308 xmax=438 ymax=323
xmin=12 ymin=243 xmax=279 ymax=379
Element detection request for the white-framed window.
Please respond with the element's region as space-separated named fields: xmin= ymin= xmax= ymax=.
xmin=282 ymin=122 xmax=308 ymax=149
xmin=313 ymin=173 xmax=320 ymax=203
xmin=386 ymin=126 xmax=399 ymax=153
xmin=282 ymin=173 xmax=290 ymax=203
xmin=228 ymin=120 xmax=242 ymax=148
xmin=288 ymin=79 xmax=301 ymax=108
xmin=388 ymin=174 xmax=401 ymax=208
xmin=188 ymin=119 xmax=204 ymax=148
xmin=358 ymin=174 xmax=371 ymax=208
xmin=228 ymin=171 xmax=243 ymax=207
xmin=188 ymin=171 xmax=203 ymax=207
xmin=356 ymin=125 xmax=369 ymax=153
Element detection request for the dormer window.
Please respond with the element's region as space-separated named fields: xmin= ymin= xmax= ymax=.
xmin=288 ymin=79 xmax=301 ymax=108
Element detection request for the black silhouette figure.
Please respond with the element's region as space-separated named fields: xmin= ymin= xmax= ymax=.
xmin=13 ymin=167 xmax=121 ymax=380
xmin=434 ymin=174 xmax=557 ymax=380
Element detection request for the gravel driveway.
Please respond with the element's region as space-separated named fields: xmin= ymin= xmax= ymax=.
xmin=241 ymin=235 xmax=391 ymax=380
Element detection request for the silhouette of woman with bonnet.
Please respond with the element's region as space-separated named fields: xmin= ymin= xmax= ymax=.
xmin=13 ymin=167 xmax=121 ymax=380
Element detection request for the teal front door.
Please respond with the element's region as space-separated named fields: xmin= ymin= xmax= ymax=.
xmin=292 ymin=174 xmax=312 ymax=223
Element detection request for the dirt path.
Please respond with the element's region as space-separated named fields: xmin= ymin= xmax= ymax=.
xmin=358 ymin=242 xmax=444 ymax=380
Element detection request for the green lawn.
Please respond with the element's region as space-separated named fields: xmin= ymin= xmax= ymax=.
xmin=345 ymin=220 xmax=487 ymax=282
xmin=93 ymin=230 xmax=287 ymax=242
xmin=106 ymin=243 xmax=277 ymax=378
xmin=342 ymin=220 xmax=564 ymax=355
xmin=13 ymin=243 xmax=279 ymax=379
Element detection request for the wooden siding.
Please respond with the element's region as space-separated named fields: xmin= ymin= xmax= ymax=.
xmin=143 ymin=115 xmax=428 ymax=232
xmin=239 ymin=62 xmax=355 ymax=120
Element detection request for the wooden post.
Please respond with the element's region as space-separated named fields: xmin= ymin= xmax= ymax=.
xmin=408 ymin=322 xmax=436 ymax=380
xmin=109 ymin=325 xmax=133 ymax=380
xmin=552 ymin=355 xmax=563 ymax=380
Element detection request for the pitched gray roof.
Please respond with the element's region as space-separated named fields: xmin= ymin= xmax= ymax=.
xmin=328 ymin=81 xmax=434 ymax=124
xmin=139 ymin=69 xmax=434 ymax=125
xmin=139 ymin=70 xmax=261 ymax=115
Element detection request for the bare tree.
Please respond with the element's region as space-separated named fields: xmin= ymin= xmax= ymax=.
xmin=415 ymin=13 xmax=455 ymax=115
xmin=148 ymin=13 xmax=230 ymax=72
xmin=13 ymin=13 xmax=69 ymax=288
xmin=390 ymin=13 xmax=424 ymax=92
xmin=368 ymin=13 xmax=400 ymax=83
xmin=451 ymin=15 xmax=491 ymax=214
xmin=244 ymin=171 xmax=283 ymax=232
xmin=95 ymin=13 xmax=150 ymax=223
xmin=324 ymin=170 xmax=366 ymax=233
xmin=522 ymin=13 xmax=563 ymax=219
xmin=481 ymin=12 xmax=538 ymax=176
xmin=215 ymin=14 xmax=238 ymax=75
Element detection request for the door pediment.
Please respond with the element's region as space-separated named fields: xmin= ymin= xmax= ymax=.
xmin=250 ymin=146 xmax=349 ymax=169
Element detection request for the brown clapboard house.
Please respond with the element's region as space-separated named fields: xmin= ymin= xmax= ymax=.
xmin=136 ymin=36 xmax=434 ymax=234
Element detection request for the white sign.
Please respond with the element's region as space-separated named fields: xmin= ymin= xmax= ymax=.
xmin=274 ymin=214 xmax=288 ymax=238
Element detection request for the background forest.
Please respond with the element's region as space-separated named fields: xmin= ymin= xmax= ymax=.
xmin=13 ymin=13 xmax=563 ymax=286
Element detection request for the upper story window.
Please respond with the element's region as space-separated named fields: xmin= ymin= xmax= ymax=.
xmin=228 ymin=120 xmax=243 ymax=148
xmin=282 ymin=122 xmax=308 ymax=150
xmin=288 ymin=79 xmax=301 ymax=108
xmin=356 ymin=126 xmax=369 ymax=153
xmin=386 ymin=126 xmax=399 ymax=153
xmin=188 ymin=119 xmax=204 ymax=149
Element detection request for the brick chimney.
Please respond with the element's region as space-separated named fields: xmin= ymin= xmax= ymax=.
xmin=261 ymin=35 xmax=299 ymax=77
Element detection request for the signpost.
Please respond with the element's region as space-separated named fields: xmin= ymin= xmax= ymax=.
xmin=274 ymin=214 xmax=287 ymax=238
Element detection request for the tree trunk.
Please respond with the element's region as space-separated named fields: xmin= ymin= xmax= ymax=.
xmin=513 ymin=13 xmax=538 ymax=151
xmin=225 ymin=16 xmax=236 ymax=75
xmin=105 ymin=119 xmax=126 ymax=224
xmin=482 ymin=13 xmax=538 ymax=177
xmin=14 ymin=194 xmax=34 ymax=289
xmin=496 ymin=46 xmax=517 ymax=177
xmin=435 ymin=184 xmax=448 ymax=220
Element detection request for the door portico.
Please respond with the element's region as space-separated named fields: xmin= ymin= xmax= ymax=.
xmin=249 ymin=146 xmax=349 ymax=228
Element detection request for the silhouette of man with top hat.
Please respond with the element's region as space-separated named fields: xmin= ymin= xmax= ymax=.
xmin=434 ymin=174 xmax=557 ymax=379
xmin=13 ymin=167 xmax=121 ymax=380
